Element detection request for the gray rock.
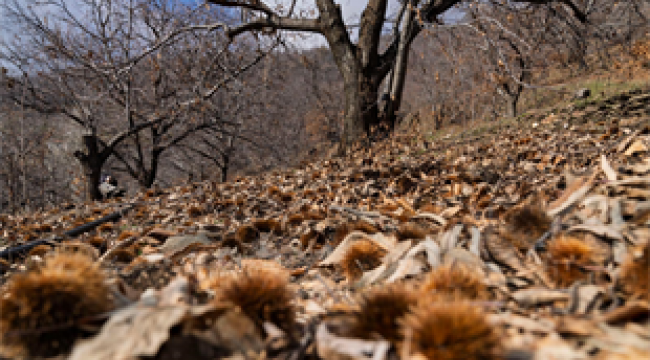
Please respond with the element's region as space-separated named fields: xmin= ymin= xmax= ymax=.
xmin=99 ymin=182 xmax=126 ymax=199
xmin=575 ymin=88 xmax=591 ymax=99
xmin=99 ymin=182 xmax=116 ymax=198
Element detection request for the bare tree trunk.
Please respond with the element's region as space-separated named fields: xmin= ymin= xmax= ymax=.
xmin=506 ymin=94 xmax=519 ymax=118
xmin=383 ymin=2 xmax=416 ymax=126
xmin=84 ymin=162 xmax=103 ymax=201
xmin=137 ymin=149 xmax=161 ymax=189
xmin=220 ymin=159 xmax=228 ymax=183
xmin=7 ymin=157 xmax=18 ymax=212
xmin=359 ymin=76 xmax=380 ymax=132
xmin=341 ymin=81 xmax=365 ymax=150
xmin=75 ymin=133 xmax=106 ymax=201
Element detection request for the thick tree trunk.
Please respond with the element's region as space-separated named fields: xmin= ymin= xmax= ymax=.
xmin=75 ymin=134 xmax=105 ymax=201
xmin=138 ymin=171 xmax=156 ymax=189
xmin=83 ymin=162 xmax=103 ymax=201
xmin=341 ymin=82 xmax=363 ymax=150
xmin=340 ymin=76 xmax=381 ymax=150
xmin=220 ymin=163 xmax=228 ymax=183
xmin=138 ymin=149 xmax=161 ymax=188
xmin=506 ymin=93 xmax=519 ymax=118
xmin=359 ymin=75 xmax=380 ymax=132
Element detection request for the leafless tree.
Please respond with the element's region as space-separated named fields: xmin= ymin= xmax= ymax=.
xmin=0 ymin=0 xmax=268 ymax=200
xmin=205 ymin=0 xmax=589 ymax=150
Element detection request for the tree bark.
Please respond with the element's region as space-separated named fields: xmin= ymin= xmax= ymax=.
xmin=341 ymin=81 xmax=363 ymax=149
xmin=359 ymin=74 xmax=381 ymax=132
xmin=383 ymin=1 xmax=416 ymax=127
xmin=205 ymin=0 xmax=585 ymax=149
xmin=75 ymin=134 xmax=106 ymax=201
xmin=220 ymin=160 xmax=228 ymax=183
xmin=83 ymin=162 xmax=103 ymax=201
xmin=506 ymin=93 xmax=519 ymax=118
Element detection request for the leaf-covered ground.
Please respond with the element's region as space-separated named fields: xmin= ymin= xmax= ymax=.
xmin=1 ymin=88 xmax=649 ymax=359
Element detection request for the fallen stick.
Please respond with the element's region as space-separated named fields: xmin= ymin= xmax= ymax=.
xmin=0 ymin=205 xmax=135 ymax=261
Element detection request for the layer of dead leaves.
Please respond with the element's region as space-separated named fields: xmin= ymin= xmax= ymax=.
xmin=1 ymin=88 xmax=649 ymax=359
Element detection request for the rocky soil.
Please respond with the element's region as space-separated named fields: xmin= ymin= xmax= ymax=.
xmin=0 ymin=88 xmax=649 ymax=359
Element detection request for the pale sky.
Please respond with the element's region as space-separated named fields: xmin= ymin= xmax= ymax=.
xmin=0 ymin=0 xmax=416 ymax=65
xmin=273 ymin=0 xmax=404 ymax=48
xmin=1 ymin=1 xmax=403 ymax=49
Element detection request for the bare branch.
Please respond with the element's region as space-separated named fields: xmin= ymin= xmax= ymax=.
xmin=207 ymin=0 xmax=275 ymax=16
xmin=226 ymin=16 xmax=322 ymax=38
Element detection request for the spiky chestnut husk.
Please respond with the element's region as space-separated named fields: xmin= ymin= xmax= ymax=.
xmin=27 ymin=244 xmax=52 ymax=257
xmin=502 ymin=205 xmax=551 ymax=251
xmin=267 ymin=186 xmax=281 ymax=196
xmin=235 ymin=224 xmax=259 ymax=243
xmin=279 ymin=192 xmax=294 ymax=202
xmin=347 ymin=284 xmax=418 ymax=342
xmin=421 ymin=264 xmax=489 ymax=300
xmin=0 ymin=258 xmax=10 ymax=272
xmin=96 ymin=222 xmax=114 ymax=232
xmin=104 ymin=248 xmax=137 ymax=263
xmin=87 ymin=236 xmax=107 ymax=251
xmin=300 ymin=229 xmax=321 ymax=249
xmin=287 ymin=213 xmax=305 ymax=226
xmin=341 ymin=239 xmax=386 ymax=281
xmin=117 ymin=230 xmax=139 ymax=242
xmin=0 ymin=253 xmax=112 ymax=358
xmin=221 ymin=234 xmax=244 ymax=252
xmin=333 ymin=221 xmax=379 ymax=247
xmin=35 ymin=223 xmax=53 ymax=233
xmin=303 ymin=209 xmax=327 ymax=221
xmin=396 ymin=223 xmax=428 ymax=242
xmin=417 ymin=204 xmax=442 ymax=214
xmin=619 ymin=241 xmax=650 ymax=300
xmin=58 ymin=241 xmax=100 ymax=260
xmin=252 ymin=218 xmax=282 ymax=234
xmin=401 ymin=301 xmax=501 ymax=360
xmin=210 ymin=268 xmax=296 ymax=336
xmin=545 ymin=236 xmax=595 ymax=287
xmin=187 ymin=205 xmax=205 ymax=217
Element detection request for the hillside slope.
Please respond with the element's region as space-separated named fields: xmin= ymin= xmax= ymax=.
xmin=1 ymin=88 xmax=649 ymax=359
